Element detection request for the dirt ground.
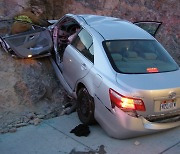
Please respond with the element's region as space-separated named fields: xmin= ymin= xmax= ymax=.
xmin=0 ymin=47 xmax=75 ymax=133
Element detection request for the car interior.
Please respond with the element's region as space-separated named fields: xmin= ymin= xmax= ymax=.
xmin=54 ymin=18 xmax=81 ymax=58
xmin=104 ymin=40 xmax=178 ymax=73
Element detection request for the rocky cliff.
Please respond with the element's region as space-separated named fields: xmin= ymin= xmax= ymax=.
xmin=0 ymin=48 xmax=74 ymax=133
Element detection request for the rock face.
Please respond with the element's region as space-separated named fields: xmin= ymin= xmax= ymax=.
xmin=0 ymin=48 xmax=74 ymax=133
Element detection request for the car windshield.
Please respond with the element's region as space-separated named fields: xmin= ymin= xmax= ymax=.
xmin=103 ymin=40 xmax=179 ymax=74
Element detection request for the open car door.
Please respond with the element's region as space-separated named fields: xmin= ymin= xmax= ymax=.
xmin=134 ymin=21 xmax=162 ymax=37
xmin=0 ymin=20 xmax=52 ymax=58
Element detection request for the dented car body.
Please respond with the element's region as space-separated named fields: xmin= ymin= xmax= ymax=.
xmin=0 ymin=14 xmax=180 ymax=139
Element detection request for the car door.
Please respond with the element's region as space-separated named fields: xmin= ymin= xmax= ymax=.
xmin=62 ymin=28 xmax=94 ymax=90
xmin=0 ymin=20 xmax=52 ymax=58
xmin=134 ymin=21 xmax=162 ymax=37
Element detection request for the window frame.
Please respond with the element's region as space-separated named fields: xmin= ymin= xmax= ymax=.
xmin=71 ymin=28 xmax=94 ymax=63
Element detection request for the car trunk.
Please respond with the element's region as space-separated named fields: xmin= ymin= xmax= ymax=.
xmin=116 ymin=70 xmax=180 ymax=122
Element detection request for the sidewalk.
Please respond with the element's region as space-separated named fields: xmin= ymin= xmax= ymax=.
xmin=0 ymin=113 xmax=179 ymax=154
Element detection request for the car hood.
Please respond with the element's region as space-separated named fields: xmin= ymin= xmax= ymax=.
xmin=116 ymin=69 xmax=180 ymax=90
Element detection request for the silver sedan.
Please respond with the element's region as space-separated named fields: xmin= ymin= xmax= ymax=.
xmin=0 ymin=14 xmax=179 ymax=139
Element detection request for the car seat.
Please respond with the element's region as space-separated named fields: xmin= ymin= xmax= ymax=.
xmin=143 ymin=53 xmax=157 ymax=60
xmin=123 ymin=51 xmax=143 ymax=61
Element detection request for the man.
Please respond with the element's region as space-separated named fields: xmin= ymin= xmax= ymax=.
xmin=68 ymin=27 xmax=80 ymax=43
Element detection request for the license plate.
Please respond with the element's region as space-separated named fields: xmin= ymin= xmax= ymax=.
xmin=160 ymin=100 xmax=176 ymax=111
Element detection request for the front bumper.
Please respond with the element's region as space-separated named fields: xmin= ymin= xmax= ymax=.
xmin=94 ymin=96 xmax=180 ymax=139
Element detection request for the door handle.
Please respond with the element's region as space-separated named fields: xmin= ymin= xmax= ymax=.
xmin=81 ymin=63 xmax=87 ymax=70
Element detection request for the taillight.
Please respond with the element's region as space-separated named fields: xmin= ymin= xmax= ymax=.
xmin=109 ymin=89 xmax=146 ymax=111
xmin=147 ymin=67 xmax=159 ymax=73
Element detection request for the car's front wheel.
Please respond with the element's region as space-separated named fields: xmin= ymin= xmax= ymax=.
xmin=77 ymin=88 xmax=96 ymax=125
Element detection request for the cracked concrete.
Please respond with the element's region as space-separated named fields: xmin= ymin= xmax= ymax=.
xmin=0 ymin=113 xmax=179 ymax=154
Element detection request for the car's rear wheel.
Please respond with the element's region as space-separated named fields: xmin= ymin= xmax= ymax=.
xmin=77 ymin=88 xmax=96 ymax=125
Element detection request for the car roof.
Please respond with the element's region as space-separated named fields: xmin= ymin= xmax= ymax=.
xmin=77 ymin=14 xmax=154 ymax=40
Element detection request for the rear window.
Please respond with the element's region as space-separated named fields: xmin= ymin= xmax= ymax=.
xmin=103 ymin=40 xmax=179 ymax=74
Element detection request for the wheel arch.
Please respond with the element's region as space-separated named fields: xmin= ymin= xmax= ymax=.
xmin=76 ymin=82 xmax=86 ymax=95
xmin=76 ymin=81 xmax=95 ymax=98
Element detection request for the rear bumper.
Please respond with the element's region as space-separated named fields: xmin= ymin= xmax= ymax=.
xmin=94 ymin=96 xmax=180 ymax=139
xmin=140 ymin=116 xmax=180 ymax=130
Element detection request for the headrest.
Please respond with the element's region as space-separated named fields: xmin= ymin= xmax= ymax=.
xmin=144 ymin=53 xmax=157 ymax=60
xmin=126 ymin=51 xmax=138 ymax=58
xmin=111 ymin=53 xmax=122 ymax=61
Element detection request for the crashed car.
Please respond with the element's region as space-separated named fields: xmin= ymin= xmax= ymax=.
xmin=0 ymin=14 xmax=180 ymax=139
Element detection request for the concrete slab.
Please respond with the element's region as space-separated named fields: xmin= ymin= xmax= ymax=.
xmin=0 ymin=122 xmax=91 ymax=154
xmin=45 ymin=113 xmax=180 ymax=154
xmin=0 ymin=113 xmax=179 ymax=154
xmin=162 ymin=142 xmax=180 ymax=154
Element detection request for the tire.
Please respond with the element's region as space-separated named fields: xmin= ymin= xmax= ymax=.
xmin=77 ymin=88 xmax=96 ymax=125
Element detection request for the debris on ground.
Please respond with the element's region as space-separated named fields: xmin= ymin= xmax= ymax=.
xmin=134 ymin=141 xmax=141 ymax=146
xmin=70 ymin=145 xmax=107 ymax=154
xmin=70 ymin=124 xmax=90 ymax=137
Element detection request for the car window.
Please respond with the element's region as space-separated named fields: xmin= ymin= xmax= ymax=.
xmin=103 ymin=40 xmax=179 ymax=74
xmin=134 ymin=22 xmax=162 ymax=36
xmin=72 ymin=29 xmax=94 ymax=62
